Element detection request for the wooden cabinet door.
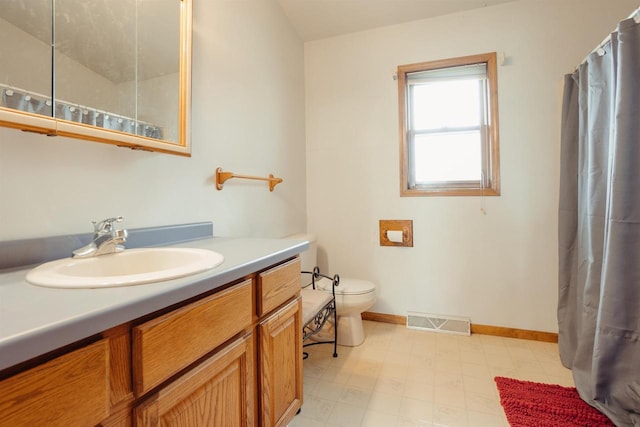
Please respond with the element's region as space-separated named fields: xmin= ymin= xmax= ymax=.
xmin=134 ymin=332 xmax=255 ymax=427
xmin=259 ymin=297 xmax=303 ymax=427
xmin=0 ymin=339 xmax=110 ymax=427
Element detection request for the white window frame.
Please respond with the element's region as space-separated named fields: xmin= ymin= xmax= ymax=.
xmin=398 ymin=52 xmax=501 ymax=197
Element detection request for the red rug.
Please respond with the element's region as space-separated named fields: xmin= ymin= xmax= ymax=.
xmin=494 ymin=377 xmax=614 ymax=427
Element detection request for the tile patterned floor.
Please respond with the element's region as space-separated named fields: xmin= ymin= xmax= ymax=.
xmin=289 ymin=320 xmax=574 ymax=427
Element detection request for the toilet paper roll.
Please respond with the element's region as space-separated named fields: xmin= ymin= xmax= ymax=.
xmin=386 ymin=230 xmax=404 ymax=243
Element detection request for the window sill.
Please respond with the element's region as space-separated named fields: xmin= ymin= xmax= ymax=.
xmin=400 ymin=187 xmax=500 ymax=197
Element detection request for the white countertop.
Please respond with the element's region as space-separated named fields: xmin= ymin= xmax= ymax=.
xmin=0 ymin=237 xmax=307 ymax=371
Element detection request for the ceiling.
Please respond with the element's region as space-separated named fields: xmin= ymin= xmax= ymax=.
xmin=277 ymin=0 xmax=517 ymax=41
xmin=1 ymin=0 xmax=518 ymax=82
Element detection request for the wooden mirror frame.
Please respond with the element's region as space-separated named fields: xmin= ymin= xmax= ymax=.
xmin=0 ymin=0 xmax=193 ymax=156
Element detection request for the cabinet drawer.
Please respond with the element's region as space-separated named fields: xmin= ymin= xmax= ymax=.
xmin=0 ymin=339 xmax=109 ymax=427
xmin=132 ymin=279 xmax=253 ymax=396
xmin=257 ymin=258 xmax=301 ymax=316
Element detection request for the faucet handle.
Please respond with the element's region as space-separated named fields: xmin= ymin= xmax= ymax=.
xmin=93 ymin=216 xmax=124 ymax=233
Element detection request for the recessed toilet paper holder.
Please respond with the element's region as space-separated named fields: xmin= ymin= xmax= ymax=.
xmin=379 ymin=219 xmax=413 ymax=247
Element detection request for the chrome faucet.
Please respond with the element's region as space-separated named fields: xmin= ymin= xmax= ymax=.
xmin=72 ymin=216 xmax=128 ymax=258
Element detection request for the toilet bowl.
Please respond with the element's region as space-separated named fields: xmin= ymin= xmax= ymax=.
xmin=289 ymin=234 xmax=376 ymax=347
xmin=312 ymin=276 xmax=376 ymax=346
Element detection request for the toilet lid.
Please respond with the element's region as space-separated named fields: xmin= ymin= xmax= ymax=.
xmin=315 ymin=277 xmax=375 ymax=295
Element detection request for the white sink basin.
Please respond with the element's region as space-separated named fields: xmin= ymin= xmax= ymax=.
xmin=26 ymin=248 xmax=224 ymax=289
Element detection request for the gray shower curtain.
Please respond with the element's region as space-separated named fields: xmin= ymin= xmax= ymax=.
xmin=558 ymin=15 xmax=640 ymax=427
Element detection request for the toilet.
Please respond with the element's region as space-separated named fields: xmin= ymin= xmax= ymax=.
xmin=290 ymin=234 xmax=376 ymax=347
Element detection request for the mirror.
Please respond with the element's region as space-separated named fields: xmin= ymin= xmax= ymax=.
xmin=0 ymin=0 xmax=192 ymax=155
xmin=0 ymin=0 xmax=53 ymax=123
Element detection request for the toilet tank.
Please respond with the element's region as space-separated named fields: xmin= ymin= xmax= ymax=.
xmin=287 ymin=233 xmax=316 ymax=284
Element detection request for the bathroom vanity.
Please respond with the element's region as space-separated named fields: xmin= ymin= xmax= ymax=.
xmin=0 ymin=235 xmax=306 ymax=426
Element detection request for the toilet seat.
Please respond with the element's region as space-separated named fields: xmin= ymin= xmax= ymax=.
xmin=315 ymin=277 xmax=375 ymax=295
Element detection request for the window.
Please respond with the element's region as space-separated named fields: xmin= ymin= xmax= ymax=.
xmin=398 ymin=52 xmax=500 ymax=196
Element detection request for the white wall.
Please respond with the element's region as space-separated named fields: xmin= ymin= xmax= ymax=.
xmin=0 ymin=0 xmax=306 ymax=241
xmin=304 ymin=0 xmax=640 ymax=332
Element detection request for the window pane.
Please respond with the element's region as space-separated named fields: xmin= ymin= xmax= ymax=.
xmin=411 ymin=79 xmax=481 ymax=130
xmin=413 ymin=131 xmax=481 ymax=183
